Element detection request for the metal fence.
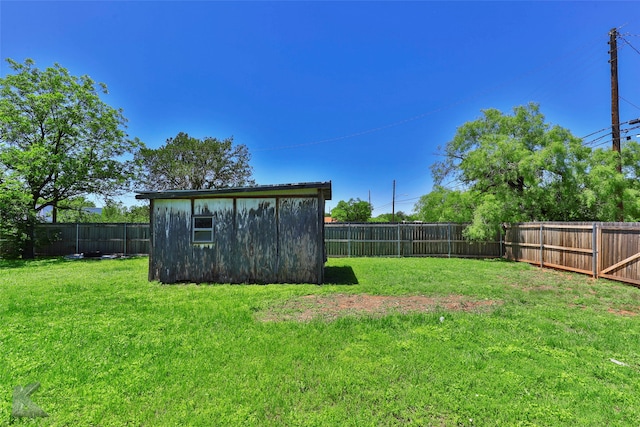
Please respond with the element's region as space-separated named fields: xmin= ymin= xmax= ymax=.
xmin=324 ymin=223 xmax=503 ymax=258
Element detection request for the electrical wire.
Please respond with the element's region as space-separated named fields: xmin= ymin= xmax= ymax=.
xmin=583 ymin=132 xmax=612 ymax=146
xmin=619 ymin=35 xmax=640 ymax=56
xmin=254 ymin=32 xmax=613 ymax=152
xmin=621 ymin=96 xmax=640 ymax=111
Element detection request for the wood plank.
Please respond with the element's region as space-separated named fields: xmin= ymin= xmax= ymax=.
xmin=540 ymin=224 xmax=594 ymax=230
xmin=543 ymin=244 xmax=593 ymax=254
xmin=600 ymin=251 xmax=640 ymax=275
xmin=504 ymin=242 xmax=540 ymax=249
xmin=599 ymin=273 xmax=640 ymax=287
xmin=542 ymin=261 xmax=593 ymax=276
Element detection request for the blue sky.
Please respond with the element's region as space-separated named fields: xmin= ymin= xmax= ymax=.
xmin=2 ymin=1 xmax=640 ymax=216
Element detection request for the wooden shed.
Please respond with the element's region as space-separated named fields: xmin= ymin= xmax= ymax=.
xmin=135 ymin=181 xmax=332 ymax=284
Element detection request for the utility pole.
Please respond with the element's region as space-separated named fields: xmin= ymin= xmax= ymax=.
xmin=392 ymin=180 xmax=396 ymax=223
xmin=609 ymin=27 xmax=623 ymax=221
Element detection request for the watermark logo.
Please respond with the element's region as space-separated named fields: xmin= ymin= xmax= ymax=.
xmin=12 ymin=382 xmax=48 ymax=419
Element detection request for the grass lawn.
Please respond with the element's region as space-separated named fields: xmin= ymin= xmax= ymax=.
xmin=1 ymin=256 xmax=639 ymax=426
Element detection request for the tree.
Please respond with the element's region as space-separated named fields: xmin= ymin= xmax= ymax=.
xmin=136 ymin=132 xmax=255 ymax=190
xmin=0 ymin=172 xmax=32 ymax=258
xmin=413 ymin=186 xmax=476 ymax=223
xmin=51 ymin=196 xmax=101 ymax=223
xmin=330 ymin=198 xmax=373 ymax=222
xmin=99 ymin=201 xmax=149 ymax=223
xmin=370 ymin=211 xmax=416 ymax=223
xmin=432 ymin=103 xmax=597 ymax=239
xmin=0 ymin=58 xmax=142 ymax=258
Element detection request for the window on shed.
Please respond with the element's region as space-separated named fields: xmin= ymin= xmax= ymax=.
xmin=192 ymin=216 xmax=214 ymax=243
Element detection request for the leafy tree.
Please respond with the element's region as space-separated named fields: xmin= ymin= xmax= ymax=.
xmin=0 ymin=172 xmax=32 ymax=257
xmin=136 ymin=132 xmax=255 ymax=190
xmin=432 ymin=103 xmax=600 ymax=239
xmin=413 ymin=186 xmax=476 ymax=223
xmin=330 ymin=198 xmax=373 ymax=222
xmin=99 ymin=201 xmax=149 ymax=223
xmin=0 ymin=58 xmax=142 ymax=258
xmin=51 ymin=196 xmax=100 ymax=223
xmin=370 ymin=211 xmax=416 ymax=223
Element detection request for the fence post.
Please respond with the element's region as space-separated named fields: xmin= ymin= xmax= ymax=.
xmin=397 ymin=223 xmax=401 ymax=257
xmin=592 ymin=223 xmax=598 ymax=278
xmin=347 ymin=223 xmax=351 ymax=258
xmin=123 ymin=223 xmax=127 ymax=256
xmin=539 ymin=224 xmax=544 ymax=268
xmin=448 ymin=223 xmax=451 ymax=258
xmin=76 ymin=223 xmax=79 ymax=254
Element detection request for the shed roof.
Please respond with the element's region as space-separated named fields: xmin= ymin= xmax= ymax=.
xmin=135 ymin=181 xmax=332 ymax=201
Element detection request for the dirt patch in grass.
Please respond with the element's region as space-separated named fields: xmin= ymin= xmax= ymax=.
xmin=258 ymin=294 xmax=503 ymax=322
xmin=607 ymin=308 xmax=639 ymax=317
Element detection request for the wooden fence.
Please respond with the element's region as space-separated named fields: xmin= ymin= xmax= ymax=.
xmin=6 ymin=221 xmax=640 ymax=287
xmin=324 ymin=223 xmax=503 ymax=258
xmin=504 ymin=222 xmax=640 ymax=286
xmin=33 ymin=223 xmax=150 ymax=256
xmin=21 ymin=222 xmax=503 ymax=259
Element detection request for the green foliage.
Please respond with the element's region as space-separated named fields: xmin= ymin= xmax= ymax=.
xmin=430 ymin=103 xmax=640 ymax=239
xmin=52 ymin=198 xmax=149 ymax=223
xmin=51 ymin=196 xmax=100 ymax=223
xmin=330 ymin=198 xmax=373 ymax=222
xmin=99 ymin=201 xmax=149 ymax=223
xmin=1 ymin=257 xmax=639 ymax=425
xmin=413 ymin=186 xmax=476 ymax=223
xmin=0 ymin=58 xmax=142 ymax=257
xmin=136 ymin=132 xmax=255 ymax=190
xmin=369 ymin=211 xmax=416 ymax=223
xmin=0 ymin=173 xmax=33 ymax=258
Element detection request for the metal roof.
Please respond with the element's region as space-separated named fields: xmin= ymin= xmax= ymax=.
xmin=135 ymin=181 xmax=332 ymax=200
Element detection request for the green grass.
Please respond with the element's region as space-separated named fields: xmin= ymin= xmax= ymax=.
xmin=1 ymin=257 xmax=639 ymax=426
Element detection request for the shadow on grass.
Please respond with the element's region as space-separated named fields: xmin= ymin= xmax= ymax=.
xmin=324 ymin=266 xmax=359 ymax=285
xmin=0 ymin=257 xmax=66 ymax=269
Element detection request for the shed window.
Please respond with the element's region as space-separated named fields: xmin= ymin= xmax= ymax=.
xmin=192 ymin=216 xmax=214 ymax=243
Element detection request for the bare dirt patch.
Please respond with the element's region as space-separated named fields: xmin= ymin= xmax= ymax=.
xmin=607 ymin=308 xmax=639 ymax=317
xmin=258 ymin=293 xmax=503 ymax=322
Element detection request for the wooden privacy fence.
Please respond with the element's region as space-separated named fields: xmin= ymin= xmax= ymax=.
xmin=15 ymin=222 xmax=502 ymax=259
xmin=504 ymin=222 xmax=640 ymax=286
xmin=10 ymin=221 xmax=640 ymax=288
xmin=33 ymin=223 xmax=150 ymax=256
xmin=324 ymin=223 xmax=503 ymax=258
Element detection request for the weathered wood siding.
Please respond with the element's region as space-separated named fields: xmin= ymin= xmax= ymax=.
xmin=278 ymin=198 xmax=321 ymax=283
xmin=149 ymin=195 xmax=324 ymax=284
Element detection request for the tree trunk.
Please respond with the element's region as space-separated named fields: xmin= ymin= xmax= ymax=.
xmin=22 ymin=221 xmax=36 ymax=259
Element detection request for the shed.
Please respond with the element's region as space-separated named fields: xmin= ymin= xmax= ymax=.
xmin=135 ymin=181 xmax=332 ymax=284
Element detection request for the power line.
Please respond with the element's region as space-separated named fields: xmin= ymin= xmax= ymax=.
xmin=580 ymin=126 xmax=611 ymax=140
xmin=254 ymin=32 xmax=613 ymax=152
xmin=583 ymin=132 xmax=612 ymax=146
xmin=619 ymin=35 xmax=640 ymax=56
xmin=620 ymin=96 xmax=640 ymax=111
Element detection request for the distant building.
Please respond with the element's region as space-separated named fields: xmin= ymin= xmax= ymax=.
xmin=136 ymin=182 xmax=332 ymax=284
